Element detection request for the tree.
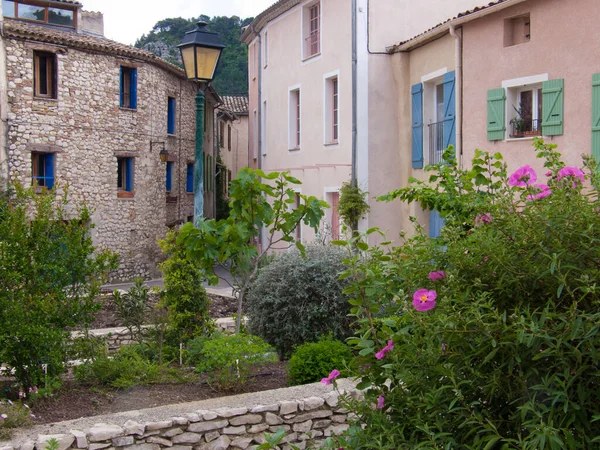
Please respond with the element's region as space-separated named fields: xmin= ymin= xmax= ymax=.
xmin=0 ymin=185 xmax=118 ymax=391
xmin=179 ymin=168 xmax=328 ymax=334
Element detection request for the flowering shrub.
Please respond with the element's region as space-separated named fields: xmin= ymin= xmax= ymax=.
xmin=287 ymin=336 xmax=353 ymax=386
xmin=332 ymin=140 xmax=600 ymax=448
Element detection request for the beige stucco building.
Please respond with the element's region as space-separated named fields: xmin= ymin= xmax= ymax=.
xmin=0 ymin=0 xmax=219 ymax=280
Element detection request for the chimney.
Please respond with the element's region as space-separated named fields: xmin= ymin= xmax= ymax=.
xmin=80 ymin=10 xmax=104 ymax=37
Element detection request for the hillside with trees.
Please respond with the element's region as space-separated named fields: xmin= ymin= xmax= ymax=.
xmin=135 ymin=15 xmax=253 ymax=96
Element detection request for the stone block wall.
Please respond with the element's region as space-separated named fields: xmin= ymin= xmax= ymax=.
xmin=1 ymin=389 xmax=360 ymax=450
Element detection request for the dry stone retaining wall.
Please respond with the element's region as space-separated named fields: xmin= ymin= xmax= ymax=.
xmin=1 ymin=389 xmax=360 ymax=450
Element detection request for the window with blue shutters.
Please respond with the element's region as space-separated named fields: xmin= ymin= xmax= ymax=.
xmin=167 ymin=97 xmax=176 ymax=134
xmin=412 ymin=83 xmax=424 ymax=169
xmin=117 ymin=157 xmax=134 ymax=193
xmin=166 ymin=161 xmax=173 ymax=192
xmin=120 ymin=67 xmax=137 ymax=109
xmin=31 ymin=152 xmax=55 ymax=189
xmin=186 ymin=164 xmax=194 ymax=193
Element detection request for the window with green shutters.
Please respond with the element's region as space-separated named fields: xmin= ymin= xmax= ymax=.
xmin=593 ymin=74 xmax=600 ymax=161
xmin=541 ymin=78 xmax=564 ymax=136
xmin=487 ymin=88 xmax=506 ymax=141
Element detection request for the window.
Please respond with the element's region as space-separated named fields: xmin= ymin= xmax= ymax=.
xmin=289 ymin=88 xmax=301 ymax=149
xmin=303 ymin=2 xmax=321 ymax=59
xmin=264 ymin=31 xmax=269 ymax=68
xmin=117 ymin=157 xmax=134 ymax=193
xmin=167 ymin=97 xmax=176 ymax=134
xmin=34 ymin=51 xmax=56 ymax=99
xmin=120 ymin=67 xmax=137 ymax=109
xmin=508 ymin=86 xmax=543 ymax=138
xmin=327 ymin=191 xmax=340 ymax=240
xmin=219 ymin=121 xmax=225 ymax=148
xmin=227 ymin=124 xmax=232 ymax=151
xmin=204 ymin=154 xmax=213 ymax=193
xmin=325 ymin=75 xmax=339 ymax=144
xmin=186 ymin=164 xmax=194 ymax=193
xmin=31 ymin=152 xmax=54 ymax=189
xmin=504 ymin=14 xmax=530 ymax=47
xmin=166 ymin=161 xmax=174 ymax=192
xmin=3 ymin=1 xmax=75 ymax=28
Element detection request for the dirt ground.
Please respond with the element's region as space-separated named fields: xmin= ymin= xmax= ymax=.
xmin=25 ymin=361 xmax=288 ymax=425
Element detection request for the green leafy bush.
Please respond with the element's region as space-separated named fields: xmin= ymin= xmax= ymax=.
xmin=113 ymin=278 xmax=151 ymax=345
xmin=187 ymin=333 xmax=276 ymax=390
xmin=246 ymin=244 xmax=352 ymax=359
xmin=333 ymin=140 xmax=600 ymax=449
xmin=0 ymin=401 xmax=31 ymax=440
xmin=287 ymin=337 xmax=353 ymax=386
xmin=159 ymin=229 xmax=212 ymax=342
xmin=0 ymin=185 xmax=118 ymax=391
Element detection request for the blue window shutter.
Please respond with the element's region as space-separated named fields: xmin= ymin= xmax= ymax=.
xmin=45 ymin=153 xmax=55 ymax=189
xmin=168 ymin=98 xmax=175 ymax=134
xmin=186 ymin=165 xmax=193 ymax=192
xmin=166 ymin=161 xmax=173 ymax=191
xmin=119 ymin=67 xmax=124 ymax=107
xmin=130 ymin=68 xmax=137 ymax=110
xmin=125 ymin=158 xmax=133 ymax=192
xmin=412 ymin=83 xmax=424 ymax=169
xmin=429 ymin=209 xmax=445 ymax=238
xmin=442 ymin=71 xmax=456 ymax=152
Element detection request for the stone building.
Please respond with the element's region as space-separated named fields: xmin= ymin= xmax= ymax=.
xmin=0 ymin=0 xmax=219 ymax=281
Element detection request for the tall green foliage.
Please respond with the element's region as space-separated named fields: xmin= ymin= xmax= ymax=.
xmin=179 ymin=168 xmax=328 ymax=334
xmin=135 ymin=15 xmax=253 ymax=95
xmin=0 ymin=186 xmax=117 ymax=391
xmin=331 ymin=140 xmax=600 ymax=449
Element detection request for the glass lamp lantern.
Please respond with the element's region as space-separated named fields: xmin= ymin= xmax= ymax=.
xmin=178 ymin=22 xmax=225 ymax=82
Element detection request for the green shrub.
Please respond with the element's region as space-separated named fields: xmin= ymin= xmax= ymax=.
xmin=187 ymin=333 xmax=276 ymax=390
xmin=0 ymin=401 xmax=31 ymax=440
xmin=246 ymin=244 xmax=352 ymax=359
xmin=113 ymin=278 xmax=151 ymax=345
xmin=332 ymin=140 xmax=600 ymax=449
xmin=159 ymin=229 xmax=212 ymax=342
xmin=288 ymin=337 xmax=353 ymax=386
xmin=73 ymin=346 xmax=159 ymax=389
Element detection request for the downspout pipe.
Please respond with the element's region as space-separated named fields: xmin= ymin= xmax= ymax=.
xmin=449 ymin=24 xmax=462 ymax=168
xmin=351 ymin=0 xmax=357 ymax=187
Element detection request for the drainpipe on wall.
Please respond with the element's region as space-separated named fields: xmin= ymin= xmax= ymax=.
xmin=449 ymin=24 xmax=463 ymax=168
xmin=0 ymin=6 xmax=9 ymax=186
xmin=351 ymin=0 xmax=358 ymax=187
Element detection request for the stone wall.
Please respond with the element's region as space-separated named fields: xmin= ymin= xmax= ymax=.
xmin=3 ymin=28 xmax=217 ymax=281
xmin=1 ymin=387 xmax=359 ymax=450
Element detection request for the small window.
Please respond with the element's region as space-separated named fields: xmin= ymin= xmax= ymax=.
xmin=262 ymin=101 xmax=267 ymax=155
xmin=120 ymin=67 xmax=137 ymax=109
xmin=186 ymin=164 xmax=194 ymax=193
xmin=219 ymin=121 xmax=225 ymax=148
xmin=7 ymin=2 xmax=75 ymax=27
xmin=167 ymin=97 xmax=176 ymax=134
xmin=289 ymin=88 xmax=301 ymax=149
xmin=504 ymin=14 xmax=531 ymax=47
xmin=303 ymin=2 xmax=321 ymax=59
xmin=166 ymin=161 xmax=174 ymax=192
xmin=228 ymin=124 xmax=232 ymax=151
xmin=325 ymin=76 xmax=339 ymax=144
xmin=117 ymin=157 xmax=134 ymax=192
xmin=508 ymin=85 xmax=543 ymax=138
xmin=34 ymin=52 xmax=57 ymax=99
xmin=31 ymin=152 xmax=54 ymax=189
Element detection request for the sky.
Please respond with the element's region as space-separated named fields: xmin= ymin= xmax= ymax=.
xmin=80 ymin=0 xmax=277 ymax=45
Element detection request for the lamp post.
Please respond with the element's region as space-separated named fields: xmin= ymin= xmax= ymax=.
xmin=178 ymin=22 xmax=225 ymax=223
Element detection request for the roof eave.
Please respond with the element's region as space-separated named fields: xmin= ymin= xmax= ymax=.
xmin=241 ymin=0 xmax=301 ymax=43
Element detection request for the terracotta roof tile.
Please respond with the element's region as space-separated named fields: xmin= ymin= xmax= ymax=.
xmin=51 ymin=0 xmax=82 ymax=4
xmin=221 ymin=96 xmax=249 ymax=114
xmin=3 ymin=19 xmax=186 ymax=78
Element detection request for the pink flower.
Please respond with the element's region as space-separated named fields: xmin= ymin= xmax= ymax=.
xmin=0 ymin=414 xmax=6 ymax=420
xmin=28 ymin=386 xmax=38 ymax=394
xmin=428 ymin=270 xmax=446 ymax=281
xmin=18 ymin=391 xmax=25 ymax=399
xmin=412 ymin=289 xmax=437 ymax=312
xmin=377 ymin=395 xmax=385 ymax=409
xmin=441 ymin=343 xmax=447 ymax=351
xmin=526 ymin=184 xmax=552 ymax=201
xmin=557 ymin=166 xmax=585 ymax=186
xmin=474 ymin=213 xmax=492 ymax=226
xmin=7 ymin=400 xmax=13 ymax=406
xmin=509 ymin=165 xmax=537 ymax=187
xmin=545 ymin=171 xmax=552 ymax=177
xmin=320 ymin=369 xmax=340 ymax=385
xmin=375 ymin=339 xmax=394 ymax=360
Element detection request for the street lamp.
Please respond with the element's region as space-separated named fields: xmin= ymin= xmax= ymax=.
xmin=178 ymin=22 xmax=225 ymax=223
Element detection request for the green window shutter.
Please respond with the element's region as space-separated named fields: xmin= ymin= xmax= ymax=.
xmin=487 ymin=88 xmax=506 ymax=141
xmin=542 ymin=78 xmax=564 ymax=136
xmin=592 ymin=74 xmax=600 ymax=161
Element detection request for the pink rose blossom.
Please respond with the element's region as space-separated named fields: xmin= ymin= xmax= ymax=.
xmin=320 ymin=369 xmax=341 ymax=385
xmin=377 ymin=395 xmax=385 ymax=409
xmin=557 ymin=166 xmax=585 ymax=186
xmin=375 ymin=339 xmax=395 ymax=360
xmin=509 ymin=165 xmax=537 ymax=187
xmin=545 ymin=171 xmax=552 ymax=177
xmin=428 ymin=270 xmax=446 ymax=281
xmin=412 ymin=289 xmax=437 ymax=312
xmin=526 ymin=184 xmax=552 ymax=201
xmin=474 ymin=213 xmax=492 ymax=226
